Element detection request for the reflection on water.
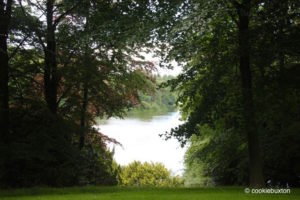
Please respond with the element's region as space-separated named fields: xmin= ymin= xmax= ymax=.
xmin=96 ymin=112 xmax=186 ymax=175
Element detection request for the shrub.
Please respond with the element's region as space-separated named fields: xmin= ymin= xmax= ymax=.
xmin=119 ymin=161 xmax=183 ymax=187
xmin=0 ymin=104 xmax=80 ymax=187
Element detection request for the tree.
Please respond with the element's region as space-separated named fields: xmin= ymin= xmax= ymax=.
xmin=231 ymin=0 xmax=264 ymax=187
xmin=1 ymin=0 xmax=158 ymax=187
xmin=183 ymin=125 xmax=249 ymax=186
xmin=14 ymin=0 xmax=156 ymax=149
xmin=0 ymin=0 xmax=12 ymax=145
xmin=55 ymin=0 xmax=157 ymax=149
xmin=155 ymin=0 xmax=264 ymax=186
xmin=0 ymin=0 xmax=13 ymax=187
xmin=17 ymin=0 xmax=80 ymax=114
xmin=156 ymin=0 xmax=300 ymax=187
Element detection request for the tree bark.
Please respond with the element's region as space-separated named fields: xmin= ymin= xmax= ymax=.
xmin=44 ymin=0 xmax=58 ymax=114
xmin=237 ymin=0 xmax=265 ymax=187
xmin=79 ymin=3 xmax=91 ymax=150
xmin=0 ymin=0 xmax=12 ymax=186
xmin=79 ymin=83 xmax=88 ymax=149
xmin=0 ymin=0 xmax=12 ymax=143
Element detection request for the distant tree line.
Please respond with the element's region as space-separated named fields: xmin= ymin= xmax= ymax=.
xmin=127 ymin=75 xmax=177 ymax=118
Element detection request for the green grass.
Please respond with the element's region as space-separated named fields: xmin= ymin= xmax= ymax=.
xmin=0 ymin=186 xmax=299 ymax=200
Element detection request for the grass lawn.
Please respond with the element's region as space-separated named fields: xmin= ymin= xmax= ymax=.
xmin=0 ymin=186 xmax=299 ymax=200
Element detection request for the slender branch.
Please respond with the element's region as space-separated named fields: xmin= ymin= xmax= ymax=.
xmin=57 ymin=85 xmax=73 ymax=106
xmin=53 ymin=2 xmax=63 ymax=12
xmin=8 ymin=34 xmax=29 ymax=60
xmin=18 ymin=0 xmax=46 ymax=51
xmin=58 ymin=49 xmax=75 ymax=67
xmin=35 ymin=30 xmax=46 ymax=51
xmin=35 ymin=0 xmax=46 ymax=12
xmin=53 ymin=3 xmax=80 ymax=27
xmin=26 ymin=0 xmax=46 ymax=12
xmin=56 ymin=49 xmax=76 ymax=105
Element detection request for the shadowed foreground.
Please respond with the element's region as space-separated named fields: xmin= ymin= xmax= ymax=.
xmin=0 ymin=187 xmax=299 ymax=200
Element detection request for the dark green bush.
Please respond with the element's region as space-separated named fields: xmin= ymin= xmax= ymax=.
xmin=0 ymin=104 xmax=80 ymax=187
xmin=77 ymin=147 xmax=119 ymax=186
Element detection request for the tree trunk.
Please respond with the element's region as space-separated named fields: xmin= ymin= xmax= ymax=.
xmin=0 ymin=0 xmax=12 ymax=186
xmin=79 ymin=3 xmax=91 ymax=150
xmin=0 ymin=0 xmax=12 ymax=144
xmin=79 ymin=84 xmax=88 ymax=149
xmin=44 ymin=0 xmax=58 ymax=114
xmin=237 ymin=0 xmax=265 ymax=187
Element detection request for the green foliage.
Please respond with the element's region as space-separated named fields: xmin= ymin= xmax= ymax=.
xmin=1 ymin=0 xmax=158 ymax=188
xmin=1 ymin=0 xmax=299 ymax=188
xmin=77 ymin=147 xmax=119 ymax=186
xmin=119 ymin=161 xmax=183 ymax=187
xmin=127 ymin=75 xmax=178 ymax=119
xmin=184 ymin=125 xmax=248 ymax=186
xmin=0 ymin=102 xmax=121 ymax=187
xmin=156 ymin=0 xmax=300 ymax=186
xmin=1 ymin=103 xmax=80 ymax=187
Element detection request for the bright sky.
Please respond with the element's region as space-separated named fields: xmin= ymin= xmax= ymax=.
xmin=141 ymin=51 xmax=182 ymax=76
xmin=157 ymin=62 xmax=182 ymax=76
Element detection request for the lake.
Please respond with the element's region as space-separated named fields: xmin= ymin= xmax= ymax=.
xmin=96 ymin=112 xmax=186 ymax=175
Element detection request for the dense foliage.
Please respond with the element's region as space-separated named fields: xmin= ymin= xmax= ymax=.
xmin=0 ymin=0 xmax=299 ymax=188
xmin=0 ymin=0 xmax=157 ymax=187
xmin=119 ymin=161 xmax=183 ymax=187
xmin=127 ymin=75 xmax=177 ymax=118
xmin=156 ymin=0 xmax=300 ymax=187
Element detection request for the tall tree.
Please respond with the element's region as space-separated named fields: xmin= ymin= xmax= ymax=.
xmin=232 ymin=0 xmax=264 ymax=187
xmin=154 ymin=0 xmax=289 ymax=187
xmin=78 ymin=1 xmax=91 ymax=150
xmin=18 ymin=0 xmax=80 ymax=114
xmin=0 ymin=0 xmax=12 ymax=142
xmin=56 ymin=0 xmax=156 ymax=149
xmin=44 ymin=0 xmax=58 ymax=114
xmin=44 ymin=0 xmax=80 ymax=114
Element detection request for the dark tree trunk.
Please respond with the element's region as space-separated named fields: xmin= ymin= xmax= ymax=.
xmin=0 ymin=0 xmax=12 ymax=143
xmin=79 ymin=5 xmax=91 ymax=150
xmin=0 ymin=17 xmax=9 ymax=140
xmin=44 ymin=0 xmax=58 ymax=114
xmin=79 ymin=84 xmax=88 ymax=150
xmin=0 ymin=0 xmax=12 ymax=186
xmin=237 ymin=0 xmax=265 ymax=187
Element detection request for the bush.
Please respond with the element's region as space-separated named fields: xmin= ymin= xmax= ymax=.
xmin=119 ymin=161 xmax=183 ymax=187
xmin=77 ymin=146 xmax=119 ymax=186
xmin=0 ymin=102 xmax=123 ymax=188
xmin=0 ymin=104 xmax=81 ymax=187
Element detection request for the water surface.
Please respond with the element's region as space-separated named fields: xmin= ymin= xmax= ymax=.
xmin=96 ymin=112 xmax=186 ymax=175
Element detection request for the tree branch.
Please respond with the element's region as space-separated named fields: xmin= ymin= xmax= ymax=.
xmin=8 ymin=34 xmax=30 ymax=60
xmin=18 ymin=0 xmax=46 ymax=52
xmin=26 ymin=0 xmax=46 ymax=13
xmin=53 ymin=3 xmax=80 ymax=27
xmin=57 ymin=85 xmax=73 ymax=106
